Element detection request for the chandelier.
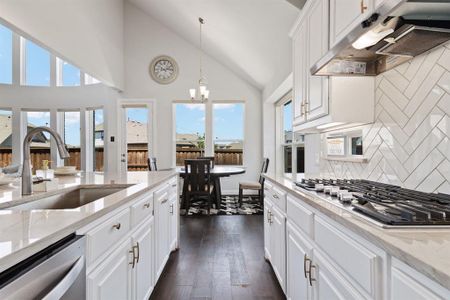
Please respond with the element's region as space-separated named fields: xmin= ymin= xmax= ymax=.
xmin=189 ymin=17 xmax=209 ymax=102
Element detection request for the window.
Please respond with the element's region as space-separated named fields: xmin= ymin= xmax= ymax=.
xmin=93 ymin=109 xmax=104 ymax=171
xmin=85 ymin=73 xmax=100 ymax=85
xmin=351 ymin=136 xmax=363 ymax=155
xmin=0 ymin=110 xmax=12 ymax=167
xmin=57 ymin=58 xmax=80 ymax=86
xmin=25 ymin=111 xmax=51 ymax=173
xmin=0 ymin=24 xmax=12 ymax=84
xmin=278 ymin=96 xmax=304 ymax=178
xmin=24 ymin=39 xmax=50 ymax=86
xmin=175 ymin=103 xmax=205 ymax=166
xmin=213 ymin=103 xmax=244 ymax=165
xmin=62 ymin=111 xmax=81 ymax=169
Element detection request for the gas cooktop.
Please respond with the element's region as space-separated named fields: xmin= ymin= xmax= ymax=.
xmin=295 ymin=178 xmax=450 ymax=227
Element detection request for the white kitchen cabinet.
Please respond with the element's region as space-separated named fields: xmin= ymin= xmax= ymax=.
xmin=293 ymin=18 xmax=307 ymax=124
xmin=132 ymin=217 xmax=154 ymax=300
xmin=270 ymin=205 xmax=286 ymax=292
xmin=154 ymin=186 xmax=170 ymax=281
xmin=87 ymin=239 xmax=132 ymax=300
xmin=264 ymin=198 xmax=272 ymax=261
xmin=329 ymin=0 xmax=373 ymax=47
xmin=305 ymin=0 xmax=329 ymax=121
xmin=286 ymin=221 xmax=312 ymax=300
xmin=168 ymin=193 xmax=177 ymax=251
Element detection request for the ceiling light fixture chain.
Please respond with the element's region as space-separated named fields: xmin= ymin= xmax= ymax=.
xmin=189 ymin=17 xmax=209 ymax=102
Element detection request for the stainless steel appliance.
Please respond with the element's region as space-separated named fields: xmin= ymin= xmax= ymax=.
xmin=296 ymin=178 xmax=450 ymax=228
xmin=0 ymin=234 xmax=86 ymax=299
xmin=312 ymin=0 xmax=450 ymax=76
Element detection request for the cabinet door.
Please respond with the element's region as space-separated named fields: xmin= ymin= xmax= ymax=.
xmin=293 ymin=19 xmax=307 ymax=125
xmin=311 ymin=251 xmax=363 ymax=300
xmin=270 ymin=205 xmax=286 ymax=292
xmin=87 ymin=240 xmax=132 ymax=300
xmin=306 ymin=0 xmax=329 ymax=121
xmin=286 ymin=222 xmax=312 ymax=300
xmin=263 ymin=198 xmax=272 ymax=261
xmin=168 ymin=194 xmax=177 ymax=251
xmin=132 ymin=218 xmax=154 ymax=300
xmin=329 ymin=0 xmax=373 ymax=47
xmin=154 ymin=188 xmax=169 ymax=281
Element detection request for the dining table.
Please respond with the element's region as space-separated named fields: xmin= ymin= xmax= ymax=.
xmin=176 ymin=166 xmax=246 ymax=208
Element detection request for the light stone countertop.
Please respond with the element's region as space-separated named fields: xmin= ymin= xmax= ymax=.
xmin=264 ymin=173 xmax=450 ymax=291
xmin=0 ymin=170 xmax=177 ymax=273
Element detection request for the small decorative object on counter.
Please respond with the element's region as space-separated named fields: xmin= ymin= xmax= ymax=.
xmin=36 ymin=160 xmax=54 ymax=179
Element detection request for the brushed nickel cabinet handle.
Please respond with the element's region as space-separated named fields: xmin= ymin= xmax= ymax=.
xmin=171 ymin=184 xmax=177 ymax=188
xmin=129 ymin=246 xmax=136 ymax=268
xmin=360 ymin=0 xmax=368 ymax=13
xmin=161 ymin=198 xmax=168 ymax=204
xmin=112 ymin=223 xmax=121 ymax=230
xmin=135 ymin=242 xmax=140 ymax=264
xmin=170 ymin=204 xmax=174 ymax=214
xmin=144 ymin=203 xmax=151 ymax=209
xmin=304 ymin=254 xmax=311 ymax=278
xmin=272 ymin=194 xmax=279 ymax=199
xmin=309 ymin=263 xmax=316 ymax=286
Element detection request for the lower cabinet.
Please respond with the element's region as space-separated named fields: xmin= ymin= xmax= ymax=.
xmin=132 ymin=218 xmax=154 ymax=300
xmin=264 ymin=197 xmax=286 ymax=293
xmin=168 ymin=193 xmax=178 ymax=251
xmin=87 ymin=236 xmax=132 ymax=300
xmin=154 ymin=186 xmax=170 ymax=281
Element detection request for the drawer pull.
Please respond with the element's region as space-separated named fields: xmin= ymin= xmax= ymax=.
xmin=268 ymin=211 xmax=272 ymax=225
xmin=303 ymin=254 xmax=311 ymax=278
xmin=309 ymin=263 xmax=316 ymax=286
xmin=143 ymin=203 xmax=151 ymax=209
xmin=161 ymin=198 xmax=168 ymax=204
xmin=272 ymin=194 xmax=279 ymax=199
xmin=112 ymin=223 xmax=121 ymax=230
xmin=171 ymin=184 xmax=177 ymax=188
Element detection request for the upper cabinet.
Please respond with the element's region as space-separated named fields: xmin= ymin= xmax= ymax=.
xmin=329 ymin=0 xmax=374 ymax=47
xmin=290 ymin=0 xmax=375 ymax=133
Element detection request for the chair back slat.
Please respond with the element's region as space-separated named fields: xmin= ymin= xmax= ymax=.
xmin=185 ymin=159 xmax=211 ymax=193
xmin=148 ymin=157 xmax=157 ymax=171
xmin=259 ymin=158 xmax=270 ymax=185
xmin=197 ymin=156 xmax=215 ymax=169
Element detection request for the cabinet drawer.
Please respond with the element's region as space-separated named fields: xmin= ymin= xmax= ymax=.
xmin=314 ymin=216 xmax=378 ymax=296
xmin=287 ymin=194 xmax=314 ymax=237
xmin=87 ymin=208 xmax=131 ymax=264
xmin=131 ymin=193 xmax=154 ymax=227
xmin=271 ymin=186 xmax=286 ymax=212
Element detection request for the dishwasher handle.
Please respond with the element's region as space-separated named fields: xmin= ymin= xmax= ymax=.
xmin=42 ymin=256 xmax=85 ymax=300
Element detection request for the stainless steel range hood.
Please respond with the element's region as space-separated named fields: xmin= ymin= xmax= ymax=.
xmin=311 ymin=0 xmax=450 ymax=76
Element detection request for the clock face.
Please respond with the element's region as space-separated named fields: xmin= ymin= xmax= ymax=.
xmin=149 ymin=55 xmax=178 ymax=84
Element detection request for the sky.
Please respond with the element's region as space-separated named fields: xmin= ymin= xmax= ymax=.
xmin=0 ymin=24 xmax=12 ymax=84
xmin=175 ymin=103 xmax=244 ymax=141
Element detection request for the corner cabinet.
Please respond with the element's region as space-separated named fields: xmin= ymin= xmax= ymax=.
xmin=80 ymin=175 xmax=179 ymax=300
xmin=290 ymin=0 xmax=375 ymax=133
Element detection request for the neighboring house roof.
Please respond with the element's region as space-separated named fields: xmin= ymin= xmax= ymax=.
xmin=0 ymin=115 xmax=48 ymax=148
xmin=96 ymin=121 xmax=149 ymax=144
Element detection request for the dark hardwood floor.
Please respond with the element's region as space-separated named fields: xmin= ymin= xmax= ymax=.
xmin=150 ymin=215 xmax=286 ymax=300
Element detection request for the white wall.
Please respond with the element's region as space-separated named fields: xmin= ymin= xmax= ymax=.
xmin=0 ymin=0 xmax=124 ymax=90
xmin=122 ymin=2 xmax=263 ymax=192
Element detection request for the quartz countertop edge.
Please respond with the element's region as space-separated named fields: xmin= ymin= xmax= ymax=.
xmin=0 ymin=170 xmax=177 ymax=274
xmin=264 ymin=173 xmax=450 ymax=291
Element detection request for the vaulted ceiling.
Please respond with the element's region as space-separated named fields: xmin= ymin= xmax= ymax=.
xmin=127 ymin=0 xmax=299 ymax=90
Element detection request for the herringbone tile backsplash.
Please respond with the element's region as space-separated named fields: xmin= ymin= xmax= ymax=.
xmin=320 ymin=43 xmax=450 ymax=193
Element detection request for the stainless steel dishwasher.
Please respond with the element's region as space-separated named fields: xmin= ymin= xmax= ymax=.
xmin=0 ymin=234 xmax=86 ymax=300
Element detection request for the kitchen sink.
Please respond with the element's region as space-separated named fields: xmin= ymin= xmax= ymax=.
xmin=6 ymin=185 xmax=131 ymax=210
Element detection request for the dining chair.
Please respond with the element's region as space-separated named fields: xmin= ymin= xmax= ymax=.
xmin=183 ymin=159 xmax=213 ymax=214
xmin=238 ymin=158 xmax=269 ymax=207
xmin=197 ymin=156 xmax=215 ymax=169
xmin=147 ymin=157 xmax=157 ymax=171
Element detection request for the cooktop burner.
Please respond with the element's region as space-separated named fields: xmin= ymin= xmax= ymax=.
xmin=295 ymin=178 xmax=450 ymax=226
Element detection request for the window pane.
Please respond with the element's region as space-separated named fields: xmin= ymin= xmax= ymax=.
xmin=351 ymin=136 xmax=363 ymax=155
xmin=93 ymin=109 xmax=104 ymax=171
xmin=283 ymin=101 xmax=292 ymax=144
xmin=0 ymin=24 xmax=12 ymax=84
xmin=296 ymin=146 xmax=305 ymax=174
xmin=63 ymin=111 xmax=81 ymax=170
xmin=85 ymin=73 xmax=100 ymax=85
xmin=62 ymin=61 xmax=80 ymax=86
xmin=126 ymin=107 xmax=149 ymax=171
xmin=175 ymin=104 xmax=205 ymax=166
xmin=25 ymin=40 xmax=50 ymax=86
xmin=284 ymin=146 xmax=292 ymax=173
xmin=26 ymin=111 xmax=51 ymax=173
xmin=213 ymin=103 xmax=244 ymax=165
xmin=0 ymin=110 xmax=12 ymax=167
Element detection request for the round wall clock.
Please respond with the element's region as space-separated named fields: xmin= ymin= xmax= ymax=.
xmin=149 ymin=55 xmax=179 ymax=84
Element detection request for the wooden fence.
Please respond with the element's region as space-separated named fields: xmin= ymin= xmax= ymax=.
xmin=0 ymin=147 xmax=243 ymax=171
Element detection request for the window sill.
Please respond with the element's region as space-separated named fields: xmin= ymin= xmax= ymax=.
xmin=323 ymin=156 xmax=368 ymax=163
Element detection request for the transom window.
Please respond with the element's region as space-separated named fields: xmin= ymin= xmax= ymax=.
xmin=0 ymin=24 xmax=12 ymax=84
xmin=24 ymin=39 xmax=51 ymax=86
